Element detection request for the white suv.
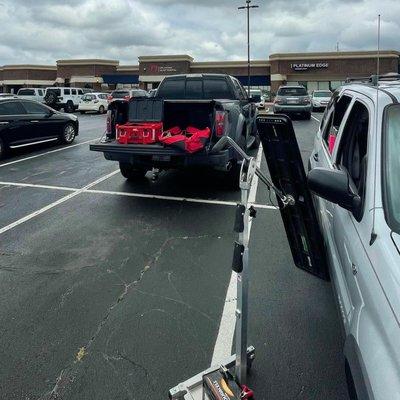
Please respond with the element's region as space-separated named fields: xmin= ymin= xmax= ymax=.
xmin=17 ymin=88 xmax=45 ymax=103
xmin=308 ymin=76 xmax=400 ymax=400
xmin=44 ymin=87 xmax=83 ymax=113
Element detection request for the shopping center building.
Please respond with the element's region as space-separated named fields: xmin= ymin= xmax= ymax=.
xmin=0 ymin=50 xmax=399 ymax=95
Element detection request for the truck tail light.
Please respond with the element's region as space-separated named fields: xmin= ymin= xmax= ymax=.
xmin=107 ymin=95 xmax=113 ymax=102
xmin=215 ymin=111 xmax=227 ymax=137
xmin=124 ymin=95 xmax=130 ymax=101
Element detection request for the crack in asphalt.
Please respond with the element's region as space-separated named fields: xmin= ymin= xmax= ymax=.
xmin=39 ymin=234 xmax=216 ymax=399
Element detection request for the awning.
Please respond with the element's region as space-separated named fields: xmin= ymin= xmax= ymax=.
xmin=235 ymin=75 xmax=271 ymax=86
xmin=102 ymin=74 xmax=139 ymax=84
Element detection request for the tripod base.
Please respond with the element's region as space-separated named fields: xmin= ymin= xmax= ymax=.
xmin=168 ymin=346 xmax=255 ymax=400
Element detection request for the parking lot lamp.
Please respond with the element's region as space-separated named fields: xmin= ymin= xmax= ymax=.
xmin=238 ymin=0 xmax=259 ymax=96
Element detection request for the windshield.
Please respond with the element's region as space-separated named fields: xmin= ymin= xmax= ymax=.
xmin=278 ymin=87 xmax=307 ymax=96
xmin=314 ymin=91 xmax=331 ymax=98
xmin=384 ymin=105 xmax=400 ymax=232
xmin=18 ymin=89 xmax=35 ymax=96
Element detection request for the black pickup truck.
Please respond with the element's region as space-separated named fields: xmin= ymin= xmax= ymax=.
xmin=90 ymin=74 xmax=259 ymax=186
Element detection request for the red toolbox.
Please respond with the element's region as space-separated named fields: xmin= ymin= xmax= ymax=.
xmin=116 ymin=122 xmax=163 ymax=144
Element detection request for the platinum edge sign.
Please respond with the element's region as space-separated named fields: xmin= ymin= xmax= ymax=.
xmin=291 ymin=62 xmax=329 ymax=71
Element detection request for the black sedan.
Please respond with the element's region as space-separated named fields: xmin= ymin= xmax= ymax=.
xmin=0 ymin=98 xmax=79 ymax=159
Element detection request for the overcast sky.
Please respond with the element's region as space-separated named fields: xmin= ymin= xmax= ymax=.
xmin=0 ymin=0 xmax=398 ymax=65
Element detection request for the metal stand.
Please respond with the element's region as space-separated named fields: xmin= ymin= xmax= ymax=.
xmin=169 ymin=138 xmax=294 ymax=400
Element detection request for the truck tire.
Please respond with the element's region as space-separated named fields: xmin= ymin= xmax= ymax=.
xmin=119 ymin=162 xmax=147 ymax=181
xmin=64 ymin=101 xmax=74 ymax=113
xmin=99 ymin=105 xmax=105 ymax=114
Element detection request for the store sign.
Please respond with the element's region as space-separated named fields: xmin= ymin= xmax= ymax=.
xmin=148 ymin=64 xmax=178 ymax=74
xmin=291 ymin=62 xmax=329 ymax=71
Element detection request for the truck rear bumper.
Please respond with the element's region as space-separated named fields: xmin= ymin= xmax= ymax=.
xmin=90 ymin=141 xmax=234 ymax=169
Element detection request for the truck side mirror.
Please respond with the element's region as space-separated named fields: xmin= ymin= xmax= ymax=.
xmin=307 ymin=167 xmax=361 ymax=212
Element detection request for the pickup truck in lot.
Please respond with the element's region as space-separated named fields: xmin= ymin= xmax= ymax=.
xmin=90 ymin=74 xmax=259 ymax=187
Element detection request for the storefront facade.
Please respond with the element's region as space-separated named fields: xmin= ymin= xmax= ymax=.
xmin=269 ymin=50 xmax=400 ymax=93
xmin=0 ymin=50 xmax=398 ymax=94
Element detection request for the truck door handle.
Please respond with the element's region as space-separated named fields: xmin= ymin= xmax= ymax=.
xmin=30 ymin=120 xmax=40 ymax=123
xmin=313 ymin=152 xmax=319 ymax=161
xmin=0 ymin=121 xmax=9 ymax=125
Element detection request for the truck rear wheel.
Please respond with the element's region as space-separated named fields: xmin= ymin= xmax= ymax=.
xmin=119 ymin=162 xmax=147 ymax=181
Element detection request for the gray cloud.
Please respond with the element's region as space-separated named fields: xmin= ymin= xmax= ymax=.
xmin=0 ymin=0 xmax=398 ymax=65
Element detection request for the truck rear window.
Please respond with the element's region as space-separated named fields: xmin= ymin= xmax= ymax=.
xmin=157 ymin=79 xmax=185 ymax=99
xmin=157 ymin=77 xmax=233 ymax=100
xmin=203 ymin=79 xmax=233 ymax=99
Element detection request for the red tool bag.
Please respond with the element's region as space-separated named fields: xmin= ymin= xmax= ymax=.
xmin=116 ymin=122 xmax=163 ymax=144
xmin=159 ymin=126 xmax=211 ymax=153
xmin=185 ymin=126 xmax=211 ymax=154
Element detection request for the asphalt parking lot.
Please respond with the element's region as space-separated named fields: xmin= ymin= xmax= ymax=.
xmin=0 ymin=112 xmax=349 ymax=399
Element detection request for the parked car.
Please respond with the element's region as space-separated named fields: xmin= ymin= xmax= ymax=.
xmin=82 ymin=88 xmax=94 ymax=94
xmin=308 ymin=78 xmax=400 ymax=400
xmin=311 ymin=90 xmax=332 ymax=111
xmin=107 ymin=88 xmax=147 ymax=102
xmin=273 ymin=85 xmax=311 ymax=119
xmin=17 ymin=88 xmax=45 ymax=103
xmin=250 ymin=89 xmax=265 ymax=110
xmin=0 ymin=98 xmax=79 ymax=159
xmin=78 ymin=93 xmax=108 ymax=114
xmin=0 ymin=93 xmax=18 ymax=99
xmin=44 ymin=87 xmax=84 ymax=113
xmin=90 ymin=74 xmax=258 ymax=187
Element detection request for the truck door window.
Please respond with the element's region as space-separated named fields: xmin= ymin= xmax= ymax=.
xmin=337 ymin=100 xmax=369 ymax=221
xmin=322 ymin=94 xmax=352 ymax=153
xmin=157 ymin=79 xmax=185 ymax=99
xmin=185 ymin=79 xmax=203 ymax=99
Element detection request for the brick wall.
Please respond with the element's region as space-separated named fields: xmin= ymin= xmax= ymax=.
xmin=57 ymin=64 xmax=117 ymax=79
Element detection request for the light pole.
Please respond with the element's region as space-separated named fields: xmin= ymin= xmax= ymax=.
xmin=238 ymin=0 xmax=259 ymax=96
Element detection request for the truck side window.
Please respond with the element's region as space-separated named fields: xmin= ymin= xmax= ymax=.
xmin=322 ymin=94 xmax=352 ymax=153
xmin=337 ymin=100 xmax=369 ymax=220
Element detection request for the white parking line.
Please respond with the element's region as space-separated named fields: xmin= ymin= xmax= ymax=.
xmin=0 ymin=181 xmax=77 ymax=192
xmin=211 ymin=145 xmax=263 ymax=366
xmin=0 ymin=179 xmax=278 ymax=210
xmin=0 ymin=170 xmax=119 ymax=236
xmin=0 ymin=138 xmax=98 ymax=168
xmin=311 ymin=115 xmax=321 ymax=123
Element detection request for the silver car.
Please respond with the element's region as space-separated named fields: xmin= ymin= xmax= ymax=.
xmin=308 ymin=78 xmax=400 ymax=399
xmin=273 ymin=85 xmax=312 ymax=119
